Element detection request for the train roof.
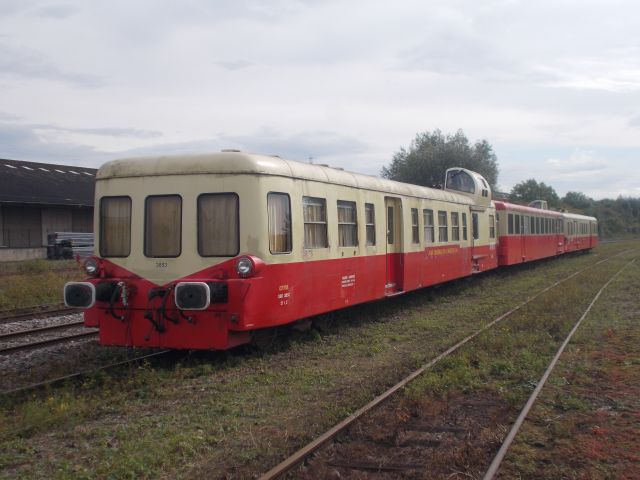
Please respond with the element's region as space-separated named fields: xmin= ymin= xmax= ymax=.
xmin=97 ymin=151 xmax=475 ymax=205
xmin=494 ymin=200 xmax=596 ymax=222
xmin=562 ymin=212 xmax=597 ymax=221
xmin=493 ymin=200 xmax=563 ymax=217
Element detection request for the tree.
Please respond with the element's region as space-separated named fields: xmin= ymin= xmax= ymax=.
xmin=509 ymin=179 xmax=560 ymax=208
xmin=381 ymin=129 xmax=499 ymax=189
xmin=562 ymin=191 xmax=593 ymax=210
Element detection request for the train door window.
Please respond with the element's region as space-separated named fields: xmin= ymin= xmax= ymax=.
xmin=530 ymin=216 xmax=535 ymax=235
xmin=267 ymin=193 xmax=292 ymax=254
xmin=508 ymin=213 xmax=514 ymax=234
xmin=451 ymin=212 xmax=460 ymax=241
xmin=472 ymin=213 xmax=479 ymax=240
xmin=365 ymin=203 xmax=376 ymax=246
xmin=573 ymin=221 xmax=578 ymax=235
xmin=489 ymin=214 xmax=496 ymax=239
xmin=462 ymin=212 xmax=468 ymax=241
xmin=423 ymin=209 xmax=435 ymax=244
xmin=514 ymin=214 xmax=521 ymax=235
xmin=337 ymin=200 xmax=358 ymax=247
xmin=411 ymin=208 xmax=419 ymax=244
xmin=145 ymin=195 xmax=182 ymax=257
xmin=303 ymin=197 xmax=328 ymax=248
xmin=198 ymin=193 xmax=239 ymax=257
xmin=536 ymin=217 xmax=541 ymax=235
xmin=100 ymin=196 xmax=131 ymax=257
xmin=438 ymin=211 xmax=448 ymax=242
xmin=387 ymin=206 xmax=394 ymax=244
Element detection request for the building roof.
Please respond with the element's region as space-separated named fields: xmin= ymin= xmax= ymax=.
xmin=0 ymin=158 xmax=96 ymax=207
xmin=98 ymin=151 xmax=474 ymax=205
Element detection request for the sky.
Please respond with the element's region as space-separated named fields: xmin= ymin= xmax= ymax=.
xmin=1 ymin=0 xmax=639 ymax=199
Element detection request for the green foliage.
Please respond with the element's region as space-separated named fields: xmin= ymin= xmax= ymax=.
xmin=509 ymin=179 xmax=560 ymax=208
xmin=381 ymin=129 xmax=499 ymax=189
xmin=562 ymin=191 xmax=593 ymax=210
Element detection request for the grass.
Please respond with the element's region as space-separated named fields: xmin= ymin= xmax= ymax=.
xmin=0 ymin=241 xmax=637 ymax=479
xmin=0 ymin=259 xmax=83 ymax=310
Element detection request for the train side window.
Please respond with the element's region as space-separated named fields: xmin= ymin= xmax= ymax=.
xmin=411 ymin=208 xmax=419 ymax=244
xmin=303 ymin=196 xmax=329 ymax=248
xmin=337 ymin=200 xmax=358 ymax=247
xmin=514 ymin=214 xmax=521 ymax=235
xmin=365 ymin=203 xmax=376 ymax=246
xmin=462 ymin=212 xmax=468 ymax=241
xmin=438 ymin=211 xmax=448 ymax=242
xmin=198 ymin=193 xmax=239 ymax=257
xmin=100 ymin=196 xmax=131 ymax=257
xmin=267 ymin=193 xmax=292 ymax=254
xmin=530 ymin=216 xmax=535 ymax=235
xmin=508 ymin=213 xmax=514 ymax=235
xmin=423 ymin=209 xmax=435 ymax=244
xmin=146 ymin=195 xmax=182 ymax=257
xmin=472 ymin=213 xmax=479 ymax=240
xmin=536 ymin=217 xmax=541 ymax=235
xmin=451 ymin=212 xmax=460 ymax=241
xmin=489 ymin=214 xmax=496 ymax=239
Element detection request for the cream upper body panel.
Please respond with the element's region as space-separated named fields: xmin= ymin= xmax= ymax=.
xmin=97 ymin=152 xmax=473 ymax=205
xmin=95 ymin=152 xmax=484 ymax=283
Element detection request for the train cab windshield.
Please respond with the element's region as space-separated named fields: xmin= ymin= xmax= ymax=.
xmin=445 ymin=170 xmax=475 ymax=194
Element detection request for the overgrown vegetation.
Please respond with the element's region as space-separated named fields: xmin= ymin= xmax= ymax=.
xmin=0 ymin=242 xmax=636 ymax=479
xmin=0 ymin=259 xmax=83 ymax=310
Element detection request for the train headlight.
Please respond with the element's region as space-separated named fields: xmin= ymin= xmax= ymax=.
xmin=236 ymin=256 xmax=254 ymax=277
xmin=175 ymin=282 xmax=211 ymax=310
xmin=64 ymin=282 xmax=96 ymax=308
xmin=84 ymin=258 xmax=100 ymax=277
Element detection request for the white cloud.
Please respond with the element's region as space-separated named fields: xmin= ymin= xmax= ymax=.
xmin=0 ymin=0 xmax=638 ymax=199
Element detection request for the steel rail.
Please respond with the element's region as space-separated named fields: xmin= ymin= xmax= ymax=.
xmin=482 ymin=256 xmax=638 ymax=480
xmin=0 ymin=306 xmax=79 ymax=324
xmin=0 ymin=330 xmax=98 ymax=355
xmin=259 ymin=250 xmax=635 ymax=479
xmin=1 ymin=349 xmax=174 ymax=397
xmin=0 ymin=320 xmax=86 ymax=341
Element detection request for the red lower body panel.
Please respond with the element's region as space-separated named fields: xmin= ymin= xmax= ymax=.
xmin=84 ymin=244 xmax=499 ymax=350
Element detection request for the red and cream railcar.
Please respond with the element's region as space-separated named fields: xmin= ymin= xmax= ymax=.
xmin=562 ymin=212 xmax=599 ymax=252
xmin=495 ymin=201 xmax=565 ymax=265
xmin=64 ymin=152 xmax=499 ymax=350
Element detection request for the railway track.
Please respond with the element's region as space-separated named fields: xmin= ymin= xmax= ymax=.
xmin=1 ymin=349 xmax=175 ymax=397
xmin=260 ymin=251 xmax=637 ymax=479
xmin=0 ymin=324 xmax=98 ymax=356
xmin=0 ymin=304 xmax=79 ymax=324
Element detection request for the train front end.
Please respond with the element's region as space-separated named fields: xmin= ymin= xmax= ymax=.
xmin=63 ymin=153 xmax=280 ymax=350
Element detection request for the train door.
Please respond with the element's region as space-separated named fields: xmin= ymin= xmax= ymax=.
xmin=471 ymin=212 xmax=480 ymax=272
xmin=520 ymin=215 xmax=527 ymax=260
xmin=384 ymin=197 xmax=403 ymax=294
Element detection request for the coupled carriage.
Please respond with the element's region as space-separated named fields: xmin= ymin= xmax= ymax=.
xmin=64 ymin=152 xmax=598 ymax=350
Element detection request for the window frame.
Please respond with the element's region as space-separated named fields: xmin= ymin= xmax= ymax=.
xmin=423 ymin=209 xmax=435 ymax=244
xmin=489 ymin=214 xmax=496 ymax=239
xmin=303 ymin=196 xmax=329 ymax=249
xmin=365 ymin=203 xmax=376 ymax=246
xmin=144 ymin=194 xmax=183 ymax=258
xmin=411 ymin=208 xmax=420 ymax=244
xmin=438 ymin=210 xmax=448 ymax=242
xmin=99 ymin=195 xmax=132 ymax=258
xmin=267 ymin=192 xmax=292 ymax=255
xmin=337 ymin=200 xmax=358 ymax=247
xmin=451 ymin=211 xmax=460 ymax=241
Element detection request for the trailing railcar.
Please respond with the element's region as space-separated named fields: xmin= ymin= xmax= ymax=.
xmin=64 ymin=152 xmax=499 ymax=350
xmin=562 ymin=212 xmax=599 ymax=252
xmin=495 ymin=201 xmax=565 ymax=265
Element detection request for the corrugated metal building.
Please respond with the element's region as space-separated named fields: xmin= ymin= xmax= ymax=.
xmin=0 ymin=158 xmax=96 ymax=261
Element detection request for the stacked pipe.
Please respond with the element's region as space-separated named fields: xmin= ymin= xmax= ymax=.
xmin=47 ymin=232 xmax=94 ymax=259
